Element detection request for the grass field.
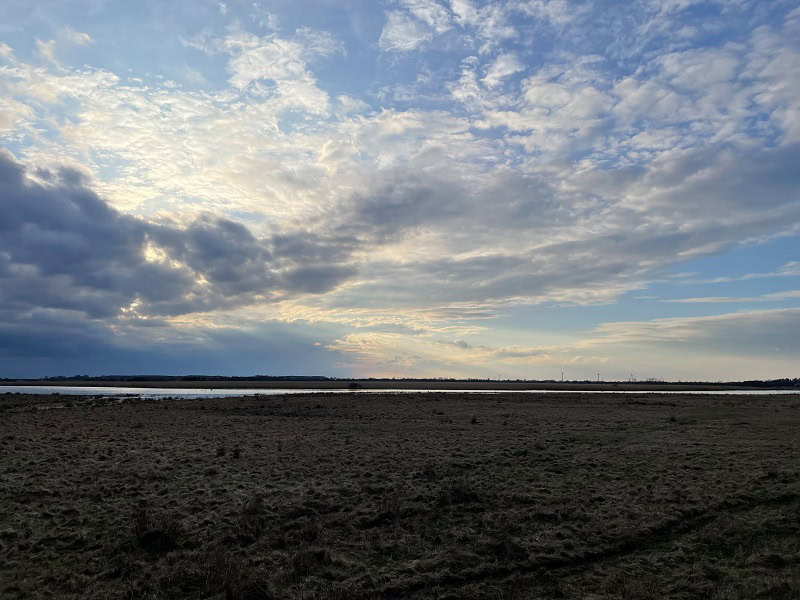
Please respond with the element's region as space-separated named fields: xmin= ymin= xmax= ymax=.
xmin=2 ymin=391 xmax=800 ymax=599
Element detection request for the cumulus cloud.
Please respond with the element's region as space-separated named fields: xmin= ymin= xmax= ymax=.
xmin=0 ymin=150 xmax=360 ymax=327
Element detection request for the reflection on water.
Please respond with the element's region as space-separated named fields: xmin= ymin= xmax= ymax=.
xmin=0 ymin=385 xmax=797 ymax=399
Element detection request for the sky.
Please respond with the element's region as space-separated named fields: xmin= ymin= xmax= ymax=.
xmin=0 ymin=0 xmax=799 ymax=380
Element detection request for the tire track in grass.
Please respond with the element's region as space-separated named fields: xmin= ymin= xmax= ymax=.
xmin=379 ymin=491 xmax=800 ymax=597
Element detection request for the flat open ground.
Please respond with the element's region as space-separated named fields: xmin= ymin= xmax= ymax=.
xmin=2 ymin=392 xmax=800 ymax=599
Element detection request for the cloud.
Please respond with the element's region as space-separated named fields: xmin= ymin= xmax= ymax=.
xmin=474 ymin=4 xmax=517 ymax=47
xmin=586 ymin=308 xmax=800 ymax=355
xmin=481 ymin=58 xmax=615 ymax=153
xmin=683 ymin=262 xmax=800 ymax=284
xmin=328 ymin=332 xmax=606 ymax=378
xmin=0 ymin=148 xmax=370 ymax=376
xmin=379 ymin=0 xmax=454 ymax=53
xmin=227 ymin=37 xmax=308 ymax=86
xmin=336 ymin=95 xmax=370 ymax=114
xmin=380 ymin=0 xmax=518 ymax=54
xmin=379 ymin=10 xmax=434 ymax=52
xmin=63 ymin=28 xmax=93 ymax=46
xmin=4 ymin=36 xmax=799 ymax=319
xmin=32 ymin=28 xmax=93 ymax=64
xmin=179 ymin=65 xmax=210 ymax=85
xmin=2 ymin=4 xmax=800 ymax=378
xmin=663 ymin=290 xmax=800 ymax=303
xmin=482 ymin=52 xmax=525 ymax=88
xmin=514 ymin=0 xmax=589 ymax=27
xmin=449 ymin=0 xmax=479 ymax=25
xmin=401 ymin=0 xmax=452 ymax=34
xmin=179 ymin=27 xmax=342 ymax=114
xmin=302 ymin=138 xmax=800 ymax=321
xmin=35 ymin=39 xmax=57 ymax=62
xmin=0 ymin=150 xmax=360 ymax=326
xmin=0 ymin=312 xmax=345 ymax=378
xmin=221 ymin=31 xmax=333 ymax=94
xmin=0 ymin=97 xmax=33 ymax=133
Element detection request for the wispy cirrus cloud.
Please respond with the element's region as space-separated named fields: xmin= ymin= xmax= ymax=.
xmin=682 ymin=262 xmax=800 ymax=285
xmin=379 ymin=10 xmax=437 ymax=52
xmin=585 ymin=308 xmax=800 ymax=356
xmin=663 ymin=290 xmax=800 ymax=303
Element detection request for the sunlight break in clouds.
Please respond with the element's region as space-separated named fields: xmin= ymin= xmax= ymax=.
xmin=0 ymin=0 xmax=798 ymax=379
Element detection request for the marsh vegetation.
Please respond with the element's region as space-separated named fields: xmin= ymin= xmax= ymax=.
xmin=2 ymin=392 xmax=800 ymax=598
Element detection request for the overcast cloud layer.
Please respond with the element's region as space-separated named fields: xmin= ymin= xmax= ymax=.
xmin=0 ymin=0 xmax=799 ymax=379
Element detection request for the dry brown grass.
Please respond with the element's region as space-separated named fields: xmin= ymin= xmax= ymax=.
xmin=1 ymin=391 xmax=800 ymax=599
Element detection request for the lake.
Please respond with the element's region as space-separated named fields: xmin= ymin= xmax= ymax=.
xmin=1 ymin=385 xmax=798 ymax=399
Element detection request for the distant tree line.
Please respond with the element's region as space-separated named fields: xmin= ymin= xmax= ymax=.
xmin=739 ymin=378 xmax=800 ymax=388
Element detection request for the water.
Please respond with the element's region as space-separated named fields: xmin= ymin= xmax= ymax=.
xmin=0 ymin=385 xmax=797 ymax=399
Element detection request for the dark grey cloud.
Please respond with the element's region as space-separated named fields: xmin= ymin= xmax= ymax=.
xmin=0 ymin=311 xmax=347 ymax=378
xmin=330 ymin=167 xmax=577 ymax=251
xmin=344 ymin=171 xmax=464 ymax=241
xmin=634 ymin=143 xmax=800 ymax=215
xmin=318 ymin=142 xmax=800 ymax=309
xmin=0 ymin=149 xmax=364 ymax=373
xmin=0 ymin=153 xmax=160 ymax=318
xmin=0 ymin=149 xmax=361 ymax=322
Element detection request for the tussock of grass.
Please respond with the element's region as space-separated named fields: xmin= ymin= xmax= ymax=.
xmin=130 ymin=505 xmax=183 ymax=554
xmin=204 ymin=550 xmax=276 ymax=600
xmin=438 ymin=476 xmax=479 ymax=506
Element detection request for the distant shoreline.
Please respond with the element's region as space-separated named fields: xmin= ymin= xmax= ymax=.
xmin=0 ymin=379 xmax=782 ymax=392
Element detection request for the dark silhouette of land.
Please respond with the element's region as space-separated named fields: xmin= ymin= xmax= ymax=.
xmin=2 ymin=374 xmax=799 ymax=391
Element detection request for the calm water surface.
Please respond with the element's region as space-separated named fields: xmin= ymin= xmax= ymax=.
xmin=0 ymin=385 xmax=797 ymax=399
